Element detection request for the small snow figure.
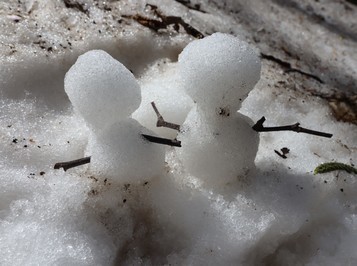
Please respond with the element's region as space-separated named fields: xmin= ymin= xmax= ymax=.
xmin=177 ymin=33 xmax=261 ymax=187
xmin=64 ymin=50 xmax=165 ymax=183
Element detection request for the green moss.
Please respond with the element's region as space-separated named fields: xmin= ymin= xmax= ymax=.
xmin=314 ymin=162 xmax=357 ymax=175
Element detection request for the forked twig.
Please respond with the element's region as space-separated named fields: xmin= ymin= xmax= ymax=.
xmin=151 ymin=102 xmax=181 ymax=131
xmin=252 ymin=116 xmax=333 ymax=138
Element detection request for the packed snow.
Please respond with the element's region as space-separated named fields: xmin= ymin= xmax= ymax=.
xmin=0 ymin=31 xmax=356 ymax=266
xmin=177 ymin=33 xmax=261 ymax=187
xmin=65 ymin=50 xmax=164 ymax=183
xmin=64 ymin=50 xmax=141 ymax=132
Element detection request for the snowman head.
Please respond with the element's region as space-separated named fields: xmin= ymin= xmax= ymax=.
xmin=178 ymin=33 xmax=261 ymax=114
xmin=65 ymin=50 xmax=141 ymax=131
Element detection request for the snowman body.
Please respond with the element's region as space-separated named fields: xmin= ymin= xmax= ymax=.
xmin=89 ymin=118 xmax=164 ymax=182
xmin=178 ymin=107 xmax=258 ymax=186
xmin=64 ymin=50 xmax=165 ymax=183
xmin=177 ymin=33 xmax=261 ymax=187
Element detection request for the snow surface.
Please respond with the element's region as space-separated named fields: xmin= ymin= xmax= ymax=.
xmin=0 ymin=14 xmax=356 ymax=266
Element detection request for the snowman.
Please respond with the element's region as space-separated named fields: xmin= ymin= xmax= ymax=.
xmin=64 ymin=50 xmax=165 ymax=183
xmin=176 ymin=33 xmax=261 ymax=188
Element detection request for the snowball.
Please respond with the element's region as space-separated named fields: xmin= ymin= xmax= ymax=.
xmin=178 ymin=33 xmax=261 ymax=112
xmin=64 ymin=50 xmax=141 ymax=131
xmin=177 ymin=107 xmax=259 ymax=187
xmin=89 ymin=118 xmax=165 ymax=183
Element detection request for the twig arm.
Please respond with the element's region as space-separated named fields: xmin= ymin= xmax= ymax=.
xmin=54 ymin=133 xmax=181 ymax=171
xmin=252 ymin=116 xmax=333 ymax=138
xmin=142 ymin=134 xmax=181 ymax=147
xmin=151 ymin=102 xmax=181 ymax=131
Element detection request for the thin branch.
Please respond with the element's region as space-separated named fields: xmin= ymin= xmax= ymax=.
xmin=54 ymin=156 xmax=91 ymax=171
xmin=123 ymin=4 xmax=204 ymax=39
xmin=54 ymin=133 xmax=181 ymax=171
xmin=142 ymin=134 xmax=181 ymax=147
xmin=260 ymin=53 xmax=323 ymax=83
xmin=174 ymin=0 xmax=207 ymax=13
xmin=151 ymin=102 xmax=181 ymax=131
xmin=252 ymin=116 xmax=333 ymax=138
xmin=63 ymin=0 xmax=89 ymax=16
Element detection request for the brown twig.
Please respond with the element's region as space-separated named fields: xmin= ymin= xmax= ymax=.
xmin=174 ymin=0 xmax=207 ymax=13
xmin=54 ymin=133 xmax=181 ymax=171
xmin=252 ymin=116 xmax=333 ymax=138
xmin=260 ymin=53 xmax=323 ymax=83
xmin=141 ymin=134 xmax=181 ymax=147
xmin=123 ymin=4 xmax=204 ymax=39
xmin=54 ymin=156 xmax=91 ymax=171
xmin=63 ymin=0 xmax=89 ymax=15
xmin=274 ymin=147 xmax=290 ymax=159
xmin=151 ymin=102 xmax=181 ymax=131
